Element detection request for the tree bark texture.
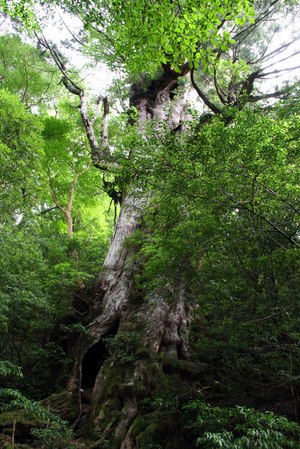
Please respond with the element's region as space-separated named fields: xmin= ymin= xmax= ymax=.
xmin=61 ymin=67 xmax=197 ymax=449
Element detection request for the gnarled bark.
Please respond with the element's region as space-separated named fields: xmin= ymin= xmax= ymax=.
xmin=61 ymin=66 xmax=196 ymax=449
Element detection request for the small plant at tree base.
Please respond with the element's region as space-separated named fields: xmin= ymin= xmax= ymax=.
xmin=105 ymin=331 xmax=140 ymax=363
xmin=0 ymin=389 xmax=83 ymax=449
xmin=31 ymin=426 xmax=84 ymax=449
xmin=184 ymin=400 xmax=300 ymax=449
xmin=0 ymin=362 xmax=23 ymax=379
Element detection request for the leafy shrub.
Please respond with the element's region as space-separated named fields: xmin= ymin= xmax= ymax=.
xmin=0 ymin=389 xmax=83 ymax=448
xmin=184 ymin=400 xmax=300 ymax=449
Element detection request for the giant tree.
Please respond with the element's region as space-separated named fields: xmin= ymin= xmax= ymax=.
xmin=2 ymin=0 xmax=300 ymax=448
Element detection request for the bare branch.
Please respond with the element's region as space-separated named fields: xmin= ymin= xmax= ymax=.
xmin=247 ymin=89 xmax=288 ymax=102
xmin=249 ymin=29 xmax=278 ymax=65
xmin=35 ymin=33 xmax=114 ymax=169
xmin=40 ymin=206 xmax=59 ymax=215
xmin=91 ymin=95 xmax=104 ymax=125
xmin=259 ymin=64 xmax=300 ymax=78
xmin=262 ymin=37 xmax=300 ymax=64
xmin=254 ymin=305 xmax=292 ymax=323
xmin=262 ymin=49 xmax=300 ymax=72
xmin=56 ymin=8 xmax=85 ymax=46
xmin=253 ymin=178 xmax=300 ymax=215
xmin=36 ymin=33 xmax=80 ymax=93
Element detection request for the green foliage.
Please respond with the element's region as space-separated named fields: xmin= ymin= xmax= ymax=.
xmin=129 ymin=103 xmax=300 ymax=416
xmin=31 ymin=426 xmax=83 ymax=449
xmin=0 ymin=389 xmax=58 ymax=420
xmin=0 ymin=36 xmax=113 ymax=401
xmin=0 ymin=362 xmax=22 ymax=379
xmin=0 ymin=227 xmax=55 ymax=388
xmin=0 ymin=89 xmax=45 ymax=223
xmin=0 ymin=0 xmax=37 ymax=28
xmin=56 ymin=0 xmax=254 ymax=75
xmin=184 ymin=401 xmax=300 ymax=449
xmin=42 ymin=108 xmax=114 ymax=237
xmin=105 ymin=331 xmax=140 ymax=363
xmin=0 ymin=389 xmax=83 ymax=448
xmin=136 ymin=105 xmax=300 ymax=287
xmin=1 ymin=1 xmax=300 ymax=446
xmin=0 ymin=35 xmax=61 ymax=107
xmin=0 ymin=91 xmax=55 ymax=391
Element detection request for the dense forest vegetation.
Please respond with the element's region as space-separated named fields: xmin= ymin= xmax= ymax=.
xmin=1 ymin=0 xmax=300 ymax=448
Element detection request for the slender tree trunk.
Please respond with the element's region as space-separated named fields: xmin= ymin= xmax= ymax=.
xmin=65 ymin=210 xmax=73 ymax=237
xmin=60 ymin=67 xmax=197 ymax=449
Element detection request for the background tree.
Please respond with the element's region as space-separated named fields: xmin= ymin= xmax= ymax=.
xmin=0 ymin=36 xmax=113 ymax=402
xmin=0 ymin=34 xmax=61 ymax=108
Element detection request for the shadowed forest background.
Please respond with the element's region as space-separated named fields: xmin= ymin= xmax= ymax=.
xmin=1 ymin=1 xmax=300 ymax=448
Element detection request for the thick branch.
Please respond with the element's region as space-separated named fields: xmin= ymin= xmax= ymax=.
xmin=36 ymin=34 xmax=114 ymax=170
xmin=62 ymin=77 xmax=81 ymax=96
xmin=49 ymin=186 xmax=73 ymax=236
xmin=248 ymin=90 xmax=289 ymax=102
xmin=213 ymin=67 xmax=228 ymax=105
xmin=49 ymin=187 xmax=65 ymax=214
xmin=101 ymin=97 xmax=109 ymax=148
xmin=61 ymin=78 xmax=112 ymax=169
xmin=49 ymin=161 xmax=91 ymax=237
xmin=91 ymin=95 xmax=104 ymax=125
xmin=78 ymin=89 xmax=103 ymax=161
xmin=190 ymin=67 xmax=221 ymax=115
xmin=240 ymin=70 xmax=261 ymax=98
xmin=66 ymin=160 xmax=91 ymax=212
xmin=259 ymin=64 xmax=300 ymax=78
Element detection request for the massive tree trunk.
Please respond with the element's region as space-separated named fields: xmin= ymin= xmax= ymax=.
xmin=58 ymin=65 xmax=199 ymax=449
